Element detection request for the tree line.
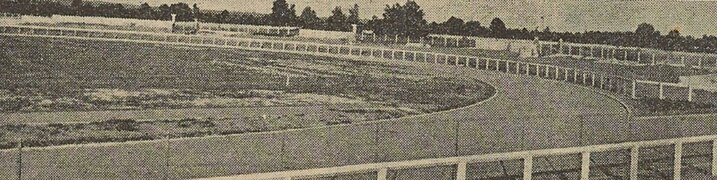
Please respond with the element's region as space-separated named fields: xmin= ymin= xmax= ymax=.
xmin=2 ymin=0 xmax=716 ymax=54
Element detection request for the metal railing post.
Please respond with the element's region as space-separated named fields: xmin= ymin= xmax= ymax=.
xmin=456 ymin=162 xmax=468 ymax=180
xmin=523 ymin=156 xmax=533 ymax=180
xmin=675 ymin=142 xmax=683 ymax=180
xmin=581 ymin=152 xmax=590 ymax=180
xmin=688 ymin=86 xmax=693 ymax=102
xmin=630 ymin=146 xmax=639 ymax=180
xmin=377 ymin=168 xmax=388 ymax=180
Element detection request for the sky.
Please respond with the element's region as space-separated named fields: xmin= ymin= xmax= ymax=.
xmin=99 ymin=0 xmax=717 ymax=36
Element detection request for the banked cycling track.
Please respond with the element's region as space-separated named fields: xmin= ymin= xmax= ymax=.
xmin=0 ymin=30 xmax=640 ymax=179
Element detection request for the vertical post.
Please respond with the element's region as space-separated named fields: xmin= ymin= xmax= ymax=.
xmin=624 ymin=50 xmax=628 ymax=61
xmin=582 ymin=72 xmax=587 ymax=84
xmin=581 ymin=152 xmax=591 ymax=180
xmin=523 ymin=157 xmax=533 ymax=180
xmin=688 ymin=86 xmax=693 ymax=102
xmin=555 ymin=67 xmax=560 ymax=80
xmin=600 ymin=76 xmax=604 ymax=89
xmin=681 ymin=56 xmax=686 ymax=66
xmin=590 ymin=46 xmax=594 ymax=58
xmin=377 ymin=168 xmax=388 ymax=180
xmin=456 ymin=162 xmax=468 ymax=180
xmin=601 ymin=48 xmax=604 ymax=59
xmin=564 ymin=69 xmax=569 ymax=81
xmin=16 ymin=141 xmax=22 ymax=180
xmin=712 ymin=140 xmax=717 ymax=176
xmin=591 ymin=73 xmax=596 ymax=87
xmin=486 ymin=59 xmax=490 ymax=70
xmin=517 ymin=63 xmax=521 ymax=74
xmin=573 ymin=70 xmax=578 ymax=83
xmin=526 ymin=64 xmax=531 ymax=76
xmin=674 ymin=142 xmax=683 ymax=180
xmin=495 ymin=60 xmax=500 ymax=71
xmin=637 ymin=51 xmax=641 ymax=63
xmin=652 ymin=54 xmax=657 ymax=65
xmin=659 ymin=83 xmax=665 ymax=100
xmin=630 ymin=146 xmax=639 ymax=180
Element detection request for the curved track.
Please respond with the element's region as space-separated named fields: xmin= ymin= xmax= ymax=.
xmin=0 ymin=34 xmax=631 ymax=179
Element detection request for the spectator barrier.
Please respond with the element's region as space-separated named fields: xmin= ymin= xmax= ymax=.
xmin=540 ymin=41 xmax=717 ymax=69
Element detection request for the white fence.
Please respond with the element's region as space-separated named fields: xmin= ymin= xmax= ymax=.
xmin=2 ymin=25 xmax=717 ymax=179
xmin=1 ymin=25 xmax=715 ymax=106
xmin=204 ymin=134 xmax=717 ymax=180
xmin=540 ymin=41 xmax=717 ymax=69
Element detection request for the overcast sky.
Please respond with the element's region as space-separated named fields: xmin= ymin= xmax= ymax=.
xmin=102 ymin=0 xmax=717 ymax=36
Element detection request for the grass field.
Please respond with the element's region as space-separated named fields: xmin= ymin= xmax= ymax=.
xmin=0 ymin=36 xmax=495 ymax=149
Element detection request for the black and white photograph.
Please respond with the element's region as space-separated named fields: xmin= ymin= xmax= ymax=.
xmin=2 ymin=0 xmax=717 ymax=179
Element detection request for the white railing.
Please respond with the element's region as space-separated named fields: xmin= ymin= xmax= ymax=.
xmin=539 ymin=41 xmax=717 ymax=69
xmin=1 ymin=25 xmax=714 ymax=106
xmin=201 ymin=134 xmax=717 ymax=180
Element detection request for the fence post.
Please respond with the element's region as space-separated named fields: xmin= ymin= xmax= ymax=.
xmin=523 ymin=156 xmax=533 ymax=180
xmin=581 ymin=152 xmax=590 ymax=180
xmin=495 ymin=60 xmax=500 ymax=71
xmin=377 ymin=168 xmax=388 ymax=180
xmin=517 ymin=62 xmax=522 ymax=74
xmin=637 ymin=51 xmax=641 ymax=62
xmin=591 ymin=73 xmax=596 ymax=87
xmin=688 ymin=86 xmax=693 ymax=102
xmin=456 ymin=162 xmax=468 ymax=180
xmin=555 ymin=67 xmax=560 ymax=80
xmin=675 ymin=142 xmax=683 ymax=180
xmin=659 ymin=83 xmax=665 ymax=100
xmin=652 ymin=54 xmax=656 ymax=65
xmin=564 ymin=69 xmax=569 ymax=82
xmin=573 ymin=70 xmax=578 ymax=83
xmin=600 ymin=75 xmax=604 ymax=89
xmin=590 ymin=46 xmax=594 ymax=58
xmin=425 ymin=53 xmax=429 ymax=62
xmin=526 ymin=64 xmax=531 ymax=76
xmin=630 ymin=146 xmax=639 ymax=180
xmin=600 ymin=47 xmax=604 ymax=59
xmin=681 ymin=56 xmax=686 ymax=66
xmin=582 ymin=72 xmax=587 ymax=84
xmin=632 ymin=80 xmax=637 ymax=99
xmin=16 ymin=141 xmax=22 ymax=180
xmin=624 ymin=50 xmax=628 ymax=61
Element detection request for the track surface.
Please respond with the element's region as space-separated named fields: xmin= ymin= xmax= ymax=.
xmin=1 ymin=35 xmax=710 ymax=179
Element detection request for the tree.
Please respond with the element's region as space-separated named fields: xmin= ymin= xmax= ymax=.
xmin=489 ymin=17 xmax=507 ymax=38
xmin=326 ymin=6 xmax=348 ymax=31
xmin=71 ymin=0 xmax=82 ymax=15
xmin=169 ymin=3 xmax=193 ymax=21
xmin=347 ymin=4 xmax=360 ymax=24
xmin=269 ymin=0 xmax=296 ymax=26
xmin=442 ymin=16 xmax=465 ymax=35
xmin=157 ymin=4 xmax=171 ymax=20
xmin=137 ymin=2 xmax=154 ymax=19
xmin=192 ymin=3 xmax=200 ymax=20
xmin=371 ymin=0 xmax=428 ymax=37
xmin=299 ymin=7 xmax=321 ymax=29
xmin=464 ymin=20 xmax=485 ymax=36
